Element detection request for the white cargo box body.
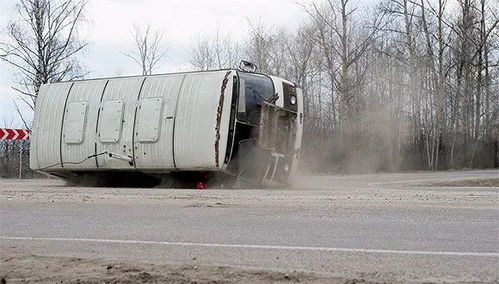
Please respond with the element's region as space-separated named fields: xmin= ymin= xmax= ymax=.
xmin=30 ymin=70 xmax=235 ymax=172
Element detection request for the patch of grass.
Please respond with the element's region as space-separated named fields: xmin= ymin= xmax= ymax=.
xmin=430 ymin=178 xmax=499 ymax=187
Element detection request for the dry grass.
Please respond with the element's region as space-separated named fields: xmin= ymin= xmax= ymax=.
xmin=429 ymin=178 xmax=499 ymax=187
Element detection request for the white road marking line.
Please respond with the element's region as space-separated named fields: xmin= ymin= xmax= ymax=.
xmin=1 ymin=236 xmax=498 ymax=257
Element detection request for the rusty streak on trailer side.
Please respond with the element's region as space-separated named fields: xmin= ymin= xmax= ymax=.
xmin=215 ymin=71 xmax=232 ymax=167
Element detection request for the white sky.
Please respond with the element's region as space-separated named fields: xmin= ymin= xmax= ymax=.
xmin=2 ymin=0 xmax=371 ymax=127
xmin=0 ymin=0 xmax=314 ymax=127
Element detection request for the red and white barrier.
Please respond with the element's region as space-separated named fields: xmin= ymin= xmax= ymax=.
xmin=0 ymin=128 xmax=31 ymax=140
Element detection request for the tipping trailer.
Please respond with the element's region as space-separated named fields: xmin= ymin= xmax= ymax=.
xmin=30 ymin=68 xmax=303 ymax=187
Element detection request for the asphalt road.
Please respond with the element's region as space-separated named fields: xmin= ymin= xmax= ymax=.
xmin=1 ymin=170 xmax=498 ymax=282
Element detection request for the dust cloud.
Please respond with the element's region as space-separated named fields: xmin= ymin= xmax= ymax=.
xmin=299 ymin=104 xmax=412 ymax=175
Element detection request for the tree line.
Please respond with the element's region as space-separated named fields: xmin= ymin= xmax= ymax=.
xmin=1 ymin=0 xmax=498 ymax=177
xmin=189 ymin=0 xmax=499 ymax=172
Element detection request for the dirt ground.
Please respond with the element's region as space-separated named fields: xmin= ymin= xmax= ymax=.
xmin=1 ymin=171 xmax=497 ymax=283
xmin=1 ymin=248 xmax=372 ymax=284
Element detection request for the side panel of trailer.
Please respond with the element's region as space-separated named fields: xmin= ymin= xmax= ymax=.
xmin=174 ymin=71 xmax=233 ymax=170
xmin=61 ymin=80 xmax=106 ymax=169
xmin=30 ymin=70 xmax=235 ymax=172
xmin=95 ymin=77 xmax=145 ymax=169
xmin=30 ymin=82 xmax=73 ymax=170
xmin=133 ymin=73 xmax=185 ymax=170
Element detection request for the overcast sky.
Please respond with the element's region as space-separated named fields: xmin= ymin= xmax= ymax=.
xmin=0 ymin=0 xmax=317 ymax=127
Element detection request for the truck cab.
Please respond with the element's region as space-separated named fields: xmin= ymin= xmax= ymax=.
xmin=225 ymin=71 xmax=303 ymax=187
xmin=30 ymin=68 xmax=303 ymax=188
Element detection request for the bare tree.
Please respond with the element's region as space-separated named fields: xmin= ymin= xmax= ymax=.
xmin=190 ymin=36 xmax=215 ymax=71
xmin=189 ymin=28 xmax=240 ymax=71
xmin=284 ymin=24 xmax=316 ymax=93
xmin=0 ymin=0 xmax=88 ymax=112
xmin=245 ymin=20 xmax=275 ymax=74
xmin=305 ymin=0 xmax=389 ymax=130
xmin=125 ymin=23 xmax=168 ymax=75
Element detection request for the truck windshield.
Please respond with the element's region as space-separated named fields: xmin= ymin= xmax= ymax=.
xmin=237 ymin=72 xmax=274 ymax=124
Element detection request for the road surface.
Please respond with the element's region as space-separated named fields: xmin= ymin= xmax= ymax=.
xmin=1 ymin=170 xmax=498 ymax=283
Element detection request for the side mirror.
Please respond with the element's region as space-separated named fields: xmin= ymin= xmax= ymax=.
xmin=239 ymin=60 xmax=258 ymax=73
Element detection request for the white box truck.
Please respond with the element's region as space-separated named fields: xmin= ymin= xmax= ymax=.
xmin=30 ymin=68 xmax=303 ymax=187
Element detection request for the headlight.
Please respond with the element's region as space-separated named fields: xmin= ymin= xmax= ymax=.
xmin=290 ymin=95 xmax=296 ymax=105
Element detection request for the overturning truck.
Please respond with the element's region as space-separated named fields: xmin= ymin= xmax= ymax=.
xmin=30 ymin=67 xmax=303 ymax=187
